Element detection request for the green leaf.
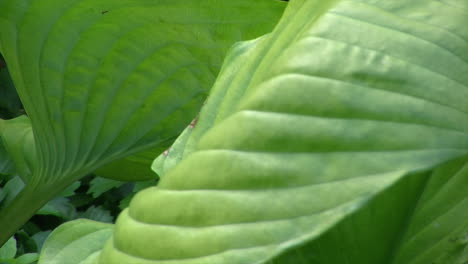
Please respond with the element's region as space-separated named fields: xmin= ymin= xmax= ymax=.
xmin=87 ymin=177 xmax=124 ymax=198
xmin=152 ymin=117 xmax=198 ymax=178
xmin=77 ymin=206 xmax=113 ymax=223
xmin=0 ymin=0 xmax=285 ymax=244
xmin=0 ymin=0 xmax=285 ymax=183
xmin=0 ymin=55 xmax=21 ymax=119
xmin=97 ymin=0 xmax=468 ymax=263
xmin=119 ymin=179 xmax=158 ymax=209
xmin=59 ymin=181 xmax=80 ymax=197
xmin=390 ymin=157 xmax=468 ymax=264
xmin=0 ymin=139 xmax=15 ymax=177
xmin=31 ymin=231 xmax=51 ymax=253
xmin=0 ymin=237 xmax=16 ymax=259
xmin=13 ymin=230 xmax=38 ymax=257
xmin=0 ymin=176 xmax=24 ymax=208
xmin=37 ymin=197 xmax=76 ymax=219
xmin=38 ymin=219 xmax=113 ymax=264
xmin=16 ymin=253 xmax=39 ymax=264
xmin=0 ymin=189 xmax=5 ymax=206
xmin=16 ymin=253 xmax=38 ymax=264
xmin=0 ymin=162 xmax=13 ymax=182
xmin=0 ymin=116 xmax=36 ymax=182
xmin=94 ymin=146 xmax=161 ymax=181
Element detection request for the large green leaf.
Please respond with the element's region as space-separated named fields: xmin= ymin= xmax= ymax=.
xmin=0 ymin=0 xmax=285 ymax=181
xmin=95 ymin=146 xmax=161 ymax=181
xmin=152 ymin=117 xmax=198 ymax=177
xmin=96 ymin=0 xmax=468 ymax=263
xmin=0 ymin=0 xmax=285 ymax=244
xmin=0 ymin=116 xmax=36 ymax=182
xmin=37 ymin=219 xmax=113 ymax=264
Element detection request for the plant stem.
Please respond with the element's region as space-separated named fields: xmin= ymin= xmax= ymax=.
xmin=0 ymin=182 xmax=58 ymax=246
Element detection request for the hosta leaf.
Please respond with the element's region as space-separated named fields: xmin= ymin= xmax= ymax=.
xmin=152 ymin=117 xmax=198 ymax=177
xmin=98 ymin=0 xmax=468 ymax=263
xmin=95 ymin=146 xmax=161 ymax=181
xmin=0 ymin=116 xmax=36 ymax=182
xmin=16 ymin=253 xmax=39 ymax=264
xmin=0 ymin=0 xmax=285 ymax=244
xmin=269 ymin=156 xmax=468 ymax=264
xmin=0 ymin=0 xmax=285 ymax=183
xmin=0 ymin=237 xmax=16 ymax=259
xmin=38 ymin=219 xmax=113 ymax=264
xmin=391 ymin=157 xmax=468 ymax=264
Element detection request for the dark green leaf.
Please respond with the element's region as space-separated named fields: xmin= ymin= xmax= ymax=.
xmin=87 ymin=177 xmax=124 ymax=199
xmin=77 ymin=206 xmax=113 ymax=223
xmin=37 ymin=198 xmax=76 ymax=220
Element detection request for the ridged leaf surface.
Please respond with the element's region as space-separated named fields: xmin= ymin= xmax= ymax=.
xmin=98 ymin=0 xmax=468 ymax=263
xmin=0 ymin=0 xmax=285 ymax=183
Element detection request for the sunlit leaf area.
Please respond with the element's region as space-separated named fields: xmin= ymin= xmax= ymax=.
xmin=0 ymin=0 xmax=466 ymax=263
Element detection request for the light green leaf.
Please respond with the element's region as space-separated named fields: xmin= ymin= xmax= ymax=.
xmin=79 ymin=252 xmax=100 ymax=264
xmin=0 ymin=237 xmax=16 ymax=259
xmin=152 ymin=117 xmax=198 ymax=177
xmin=98 ymin=0 xmax=468 ymax=263
xmin=16 ymin=253 xmax=38 ymax=264
xmin=38 ymin=219 xmax=113 ymax=264
xmin=0 ymin=0 xmax=285 ymax=244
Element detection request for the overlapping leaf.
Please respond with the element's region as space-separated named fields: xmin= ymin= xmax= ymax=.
xmin=96 ymin=146 xmax=161 ymax=181
xmin=0 ymin=116 xmax=36 ymax=182
xmin=38 ymin=219 xmax=112 ymax=264
xmin=0 ymin=0 xmax=285 ymax=244
xmin=0 ymin=0 xmax=285 ymax=183
xmin=95 ymin=0 xmax=468 ymax=263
